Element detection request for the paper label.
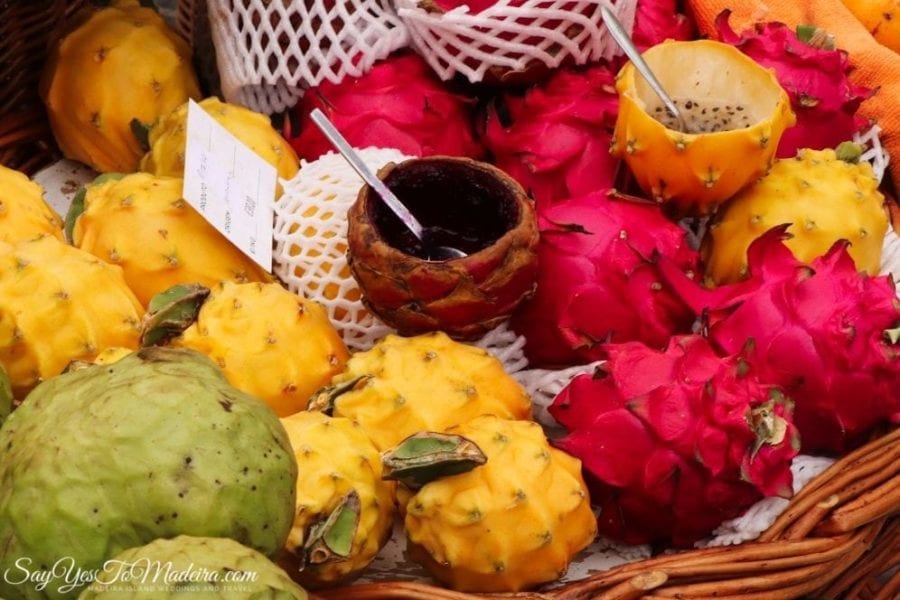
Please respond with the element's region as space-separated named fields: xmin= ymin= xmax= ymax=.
xmin=182 ymin=99 xmax=275 ymax=271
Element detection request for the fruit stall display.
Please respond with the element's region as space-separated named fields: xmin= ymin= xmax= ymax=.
xmin=0 ymin=0 xmax=897 ymax=599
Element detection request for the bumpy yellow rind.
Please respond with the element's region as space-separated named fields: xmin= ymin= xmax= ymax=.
xmin=174 ymin=281 xmax=349 ymax=417
xmin=39 ymin=0 xmax=200 ymax=173
xmin=92 ymin=347 xmax=133 ymax=365
xmin=0 ymin=235 xmax=142 ymax=396
xmin=611 ymin=39 xmax=796 ymax=215
xmin=141 ymin=97 xmax=300 ymax=187
xmin=0 ymin=165 xmax=63 ymax=244
xmin=72 ymin=172 xmax=271 ymax=305
xmin=325 ymin=332 xmax=533 ymax=451
xmin=840 ymin=0 xmax=900 ymax=53
xmin=404 ymin=415 xmax=596 ymax=592
xmin=705 ymin=148 xmax=888 ymax=284
xmin=279 ymin=411 xmax=395 ymax=587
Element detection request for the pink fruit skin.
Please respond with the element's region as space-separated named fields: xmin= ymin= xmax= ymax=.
xmin=431 ymin=0 xmax=497 ymax=12
xmin=633 ymin=0 xmax=696 ymax=50
xmin=660 ymin=227 xmax=900 ymax=454
xmin=550 ymin=336 xmax=799 ymax=546
xmin=482 ymin=65 xmax=620 ymax=210
xmin=286 ymin=53 xmax=483 ymax=162
xmin=509 ymin=191 xmax=699 ymax=367
xmin=716 ymin=10 xmax=873 ymax=158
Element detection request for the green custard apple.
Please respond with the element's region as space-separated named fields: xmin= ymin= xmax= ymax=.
xmin=0 ymin=347 xmax=298 ymax=599
xmin=0 ymin=364 xmax=11 ymax=428
xmin=78 ymin=536 xmax=307 ymax=599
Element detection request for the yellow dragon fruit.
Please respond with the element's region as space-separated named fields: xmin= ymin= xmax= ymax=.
xmin=69 ymin=172 xmax=270 ymax=305
xmin=39 ymin=0 xmax=200 ymax=173
xmin=384 ymin=415 xmax=596 ymax=592
xmin=308 ymin=332 xmax=533 ymax=451
xmin=0 ymin=235 xmax=142 ymax=396
xmin=0 ymin=165 xmax=63 ymax=244
xmin=611 ymin=39 xmax=795 ymax=215
xmin=705 ymin=144 xmax=888 ymax=284
xmin=141 ymin=97 xmax=300 ymax=187
xmin=279 ymin=411 xmax=394 ymax=588
xmin=142 ymin=282 xmax=349 ymax=417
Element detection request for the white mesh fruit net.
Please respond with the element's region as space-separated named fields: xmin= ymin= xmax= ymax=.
xmin=395 ymin=0 xmax=636 ymax=84
xmin=204 ymin=0 xmax=409 ymax=114
xmin=273 ymin=147 xmax=410 ymax=351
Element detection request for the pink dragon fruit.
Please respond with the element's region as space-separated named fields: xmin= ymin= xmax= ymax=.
xmin=632 ymin=0 xmax=696 ymax=50
xmin=660 ymin=227 xmax=900 ymax=454
xmin=482 ymin=65 xmax=620 ymax=210
xmin=509 ymin=191 xmax=698 ymax=367
xmin=716 ymin=10 xmax=873 ymax=159
xmin=550 ymin=335 xmax=800 ymax=546
xmin=285 ymin=53 xmax=482 ymax=162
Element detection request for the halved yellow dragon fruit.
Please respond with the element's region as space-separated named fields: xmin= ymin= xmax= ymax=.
xmin=611 ymin=39 xmax=795 ymax=215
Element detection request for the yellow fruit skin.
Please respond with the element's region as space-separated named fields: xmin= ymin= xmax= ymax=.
xmin=175 ymin=282 xmax=349 ymax=417
xmin=278 ymin=411 xmax=395 ymax=587
xmin=705 ymin=148 xmax=888 ymax=284
xmin=93 ymin=347 xmax=133 ymax=365
xmin=611 ymin=40 xmax=795 ymax=215
xmin=0 ymin=165 xmax=63 ymax=244
xmin=0 ymin=236 xmax=142 ymax=396
xmin=39 ymin=2 xmax=200 ymax=173
xmin=72 ymin=172 xmax=271 ymax=305
xmin=841 ymin=0 xmax=900 ymax=53
xmin=141 ymin=97 xmax=300 ymax=186
xmin=404 ymin=415 xmax=596 ymax=592
xmin=326 ymin=332 xmax=533 ymax=451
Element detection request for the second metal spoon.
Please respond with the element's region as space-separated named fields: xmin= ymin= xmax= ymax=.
xmin=309 ymin=109 xmax=466 ymax=261
xmin=601 ymin=6 xmax=688 ymax=133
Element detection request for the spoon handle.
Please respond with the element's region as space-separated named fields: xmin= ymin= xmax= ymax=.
xmin=309 ymin=109 xmax=425 ymax=240
xmin=601 ymin=6 xmax=686 ymax=132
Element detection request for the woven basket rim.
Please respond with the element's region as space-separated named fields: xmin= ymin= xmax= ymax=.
xmin=311 ymin=428 xmax=899 ymax=599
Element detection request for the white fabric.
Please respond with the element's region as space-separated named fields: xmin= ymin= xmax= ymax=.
xmin=396 ymin=0 xmax=636 ymax=83
xmin=205 ymin=0 xmax=409 ymax=114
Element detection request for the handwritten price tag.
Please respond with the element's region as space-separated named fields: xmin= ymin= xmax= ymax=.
xmin=182 ymin=99 xmax=275 ymax=271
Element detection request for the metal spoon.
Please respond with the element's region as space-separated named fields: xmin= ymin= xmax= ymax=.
xmin=601 ymin=6 xmax=688 ymax=134
xmin=309 ymin=109 xmax=467 ymax=261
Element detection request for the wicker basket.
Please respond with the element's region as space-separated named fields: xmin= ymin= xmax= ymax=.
xmin=0 ymin=2 xmax=897 ymax=598
xmin=0 ymin=0 xmax=89 ymax=175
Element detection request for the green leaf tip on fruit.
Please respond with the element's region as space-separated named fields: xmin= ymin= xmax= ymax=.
xmin=306 ymin=376 xmax=371 ymax=415
xmin=795 ymin=24 xmax=836 ymax=50
xmin=835 ymin=141 xmax=864 ymax=164
xmin=381 ymin=432 xmax=487 ymax=490
xmin=302 ymin=490 xmax=361 ymax=566
xmin=130 ymin=118 xmax=152 ymax=152
xmin=140 ymin=283 xmax=211 ymax=347
xmin=885 ymin=327 xmax=900 ymax=345
xmin=64 ymin=172 xmax=126 ymax=242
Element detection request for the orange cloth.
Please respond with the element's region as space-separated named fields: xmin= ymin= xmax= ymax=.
xmin=686 ymin=0 xmax=900 ymax=192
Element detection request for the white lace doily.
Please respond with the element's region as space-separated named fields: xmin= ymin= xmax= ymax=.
xmin=396 ymin=0 xmax=636 ymax=84
xmin=204 ymin=0 xmax=409 ymax=114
